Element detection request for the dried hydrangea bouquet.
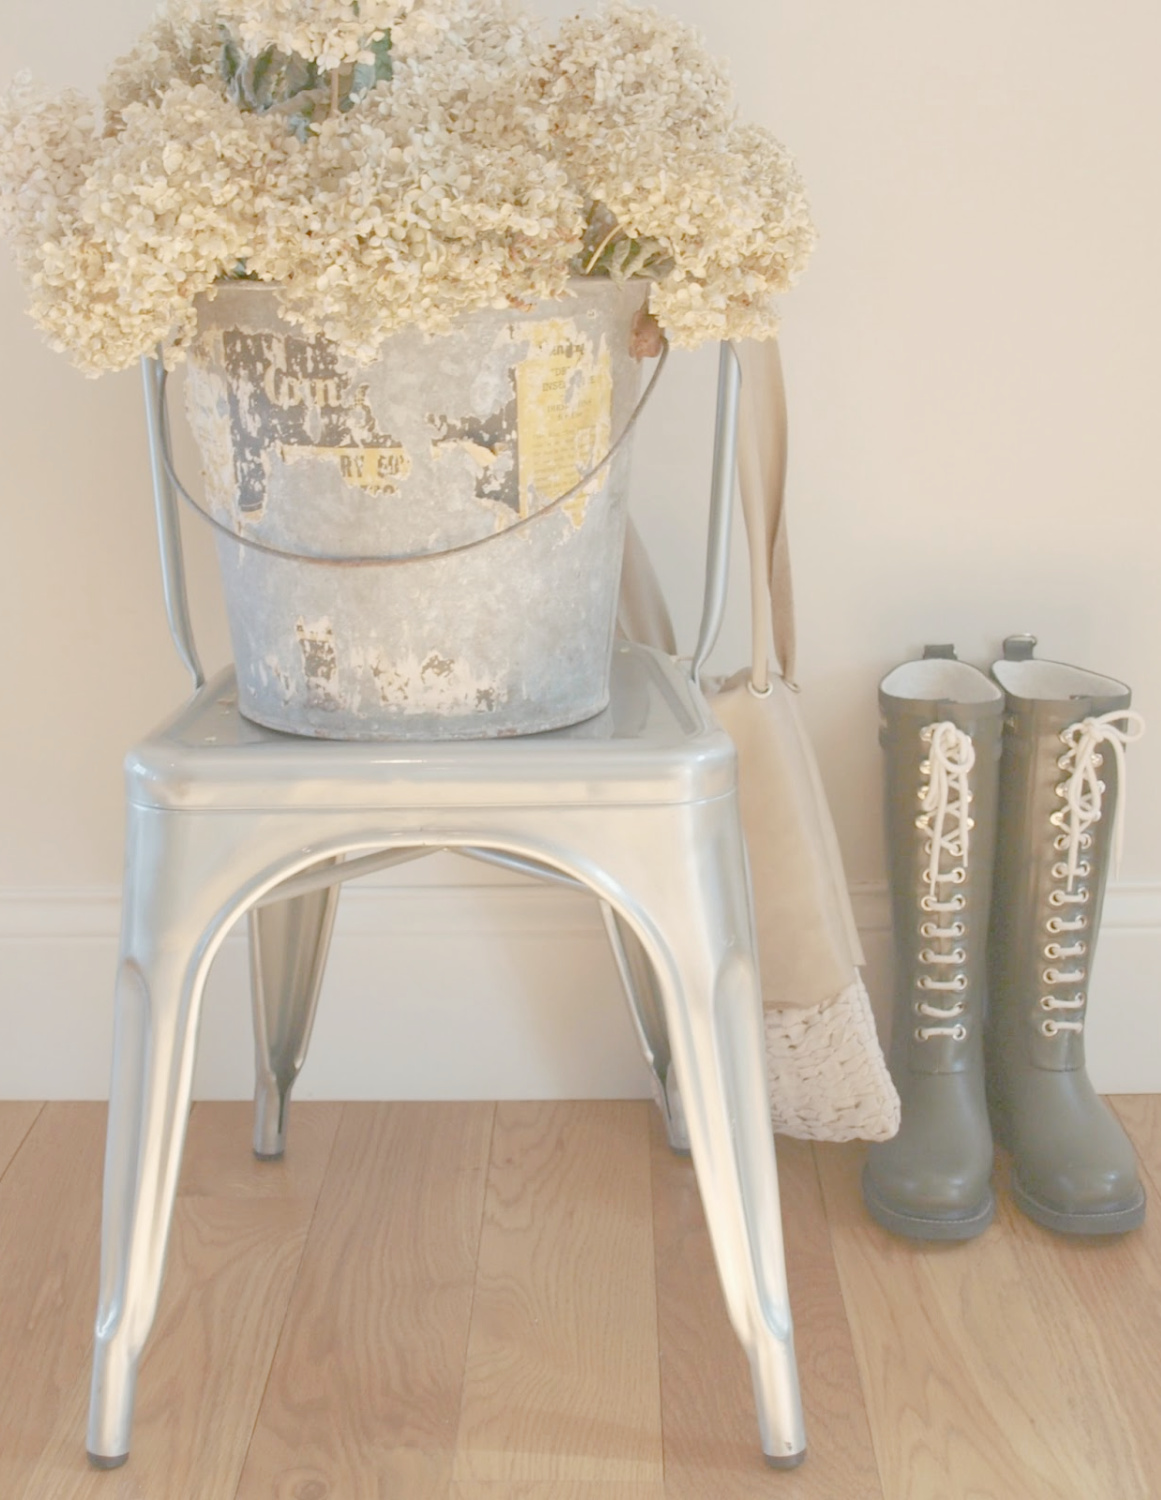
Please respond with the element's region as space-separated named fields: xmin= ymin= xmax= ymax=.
xmin=0 ymin=0 xmax=817 ymax=737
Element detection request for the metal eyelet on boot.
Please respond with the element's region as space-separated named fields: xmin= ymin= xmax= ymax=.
xmin=1048 ymin=888 xmax=1090 ymax=907
xmin=1043 ymin=941 xmax=1086 ymax=960
xmin=919 ymin=946 xmax=967 ymax=965
xmin=916 ymin=1022 xmax=968 ymax=1042
xmin=917 ymin=973 xmax=968 ymax=992
xmin=919 ymin=920 xmax=965 ymax=939
xmin=920 ymin=891 xmax=965 ymax=913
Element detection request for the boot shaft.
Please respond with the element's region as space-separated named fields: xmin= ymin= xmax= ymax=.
xmin=880 ymin=650 xmax=1003 ymax=1076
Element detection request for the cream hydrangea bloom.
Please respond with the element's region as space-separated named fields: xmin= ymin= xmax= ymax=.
xmin=0 ymin=0 xmax=816 ymax=372
xmin=3 ymin=78 xmax=291 ymax=373
xmin=249 ymin=20 xmax=582 ymax=361
xmin=102 ymin=5 xmax=223 ymax=120
xmin=539 ymin=3 xmax=817 ymax=347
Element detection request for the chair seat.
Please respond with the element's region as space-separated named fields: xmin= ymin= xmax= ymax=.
xmin=128 ymin=641 xmax=737 ymax=812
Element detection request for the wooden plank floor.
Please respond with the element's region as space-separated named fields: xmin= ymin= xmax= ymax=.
xmin=1 ymin=1097 xmax=1158 ymax=1499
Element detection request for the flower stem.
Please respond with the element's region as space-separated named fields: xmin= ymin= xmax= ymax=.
xmin=583 ymin=222 xmax=623 ymax=275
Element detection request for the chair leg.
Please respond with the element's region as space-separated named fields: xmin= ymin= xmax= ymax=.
xmin=250 ymin=872 xmax=341 ymax=1159
xmin=600 ymin=902 xmax=690 ymax=1153
xmin=679 ymin=948 xmax=806 ymax=1466
xmin=630 ymin=811 xmax=806 ymax=1466
xmin=87 ymin=837 xmax=219 ymax=1467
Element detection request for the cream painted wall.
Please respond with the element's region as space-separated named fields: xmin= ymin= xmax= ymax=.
xmin=2 ymin=2 xmax=1160 ymax=1092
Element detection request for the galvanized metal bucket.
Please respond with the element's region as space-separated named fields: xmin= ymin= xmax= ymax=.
xmin=183 ymin=279 xmax=648 ymax=739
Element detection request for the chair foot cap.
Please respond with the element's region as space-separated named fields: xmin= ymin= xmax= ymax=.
xmin=88 ymin=1452 xmax=130 ymax=1470
xmin=765 ymin=1448 xmax=806 ymax=1470
xmin=253 ymin=1147 xmax=286 ymax=1161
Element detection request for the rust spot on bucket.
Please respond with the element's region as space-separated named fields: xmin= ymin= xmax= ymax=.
xmin=420 ymin=652 xmax=456 ymax=680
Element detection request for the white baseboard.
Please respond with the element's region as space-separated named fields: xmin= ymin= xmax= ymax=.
xmin=1 ymin=869 xmax=1158 ymax=1098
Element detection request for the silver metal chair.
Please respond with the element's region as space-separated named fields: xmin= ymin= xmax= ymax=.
xmin=85 ymin=346 xmax=806 ymax=1470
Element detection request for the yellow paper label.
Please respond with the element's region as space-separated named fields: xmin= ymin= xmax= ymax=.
xmin=514 ymin=320 xmax=613 ymax=526
xmin=281 ymin=444 xmax=412 ymax=495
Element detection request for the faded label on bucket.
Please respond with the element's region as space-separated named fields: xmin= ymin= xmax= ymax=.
xmin=429 ymin=405 xmax=519 ymax=514
xmin=512 ymin=320 xmax=612 ymax=525
xmin=211 ymin=329 xmax=399 ymax=513
xmin=282 ymin=443 xmax=412 ymax=494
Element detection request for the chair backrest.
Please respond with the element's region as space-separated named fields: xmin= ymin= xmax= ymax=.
xmin=142 ymin=356 xmax=204 ymax=690
xmin=691 ymin=342 xmax=741 ymax=682
xmin=141 ymin=339 xmax=742 ymax=696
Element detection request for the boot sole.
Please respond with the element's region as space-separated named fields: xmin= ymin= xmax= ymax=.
xmin=861 ymin=1166 xmax=995 ymax=1241
xmin=1009 ymin=1175 xmax=1146 ymax=1236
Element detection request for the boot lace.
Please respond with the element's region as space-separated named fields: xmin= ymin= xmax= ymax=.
xmin=914 ymin=722 xmax=975 ymax=1041
xmin=1040 ymin=710 xmax=1145 ymax=1037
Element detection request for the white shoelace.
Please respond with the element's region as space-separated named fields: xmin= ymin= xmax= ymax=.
xmin=1041 ymin=709 xmax=1145 ymax=1035
xmin=921 ymin=722 xmax=975 ymax=891
xmin=1052 ymin=711 xmax=1146 ymax=890
xmin=915 ymin=722 xmax=975 ymax=1039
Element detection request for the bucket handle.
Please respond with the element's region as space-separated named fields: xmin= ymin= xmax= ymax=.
xmin=148 ymin=338 xmax=668 ymax=570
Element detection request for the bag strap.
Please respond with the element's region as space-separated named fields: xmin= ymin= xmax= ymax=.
xmin=734 ymin=340 xmax=796 ymax=692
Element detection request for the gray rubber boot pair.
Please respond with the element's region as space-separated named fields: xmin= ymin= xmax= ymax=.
xmin=862 ymin=636 xmax=1146 ymax=1240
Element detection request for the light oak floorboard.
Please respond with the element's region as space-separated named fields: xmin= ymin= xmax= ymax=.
xmin=11 ymin=1098 xmax=1161 ymax=1498
xmin=1110 ymin=1093 xmax=1161 ymax=1183
xmin=651 ymin=1119 xmax=882 ymax=1500
xmin=817 ymin=1140 xmax=1152 ymax=1500
xmin=451 ymin=1486 xmax=664 ymax=1500
xmin=178 ymin=1099 xmax=344 ymax=1200
xmin=985 ymin=1146 xmax=1155 ymax=1498
xmin=235 ymin=1101 xmax=495 ymax=1500
xmin=454 ymin=1101 xmax=663 ymax=1486
xmin=0 ymin=1101 xmax=43 ymax=1180
xmin=1026 ymin=1093 xmax=1161 ymax=1490
xmin=0 ymin=1104 xmax=106 ymax=1495
xmin=20 ymin=1102 xmax=338 ymax=1500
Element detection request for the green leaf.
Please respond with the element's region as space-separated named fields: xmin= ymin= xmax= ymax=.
xmin=283 ymin=55 xmax=318 ymax=98
xmin=287 ymin=110 xmax=314 ymax=142
xmin=369 ymin=30 xmax=393 ymax=84
xmin=220 ymin=38 xmax=242 ymax=87
xmin=347 ymin=30 xmax=393 ymax=106
xmin=248 ymin=46 xmax=277 ymax=109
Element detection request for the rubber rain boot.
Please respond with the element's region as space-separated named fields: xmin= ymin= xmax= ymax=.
xmin=863 ymin=646 xmax=1004 ymax=1239
xmin=988 ymin=634 xmax=1146 ymax=1234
